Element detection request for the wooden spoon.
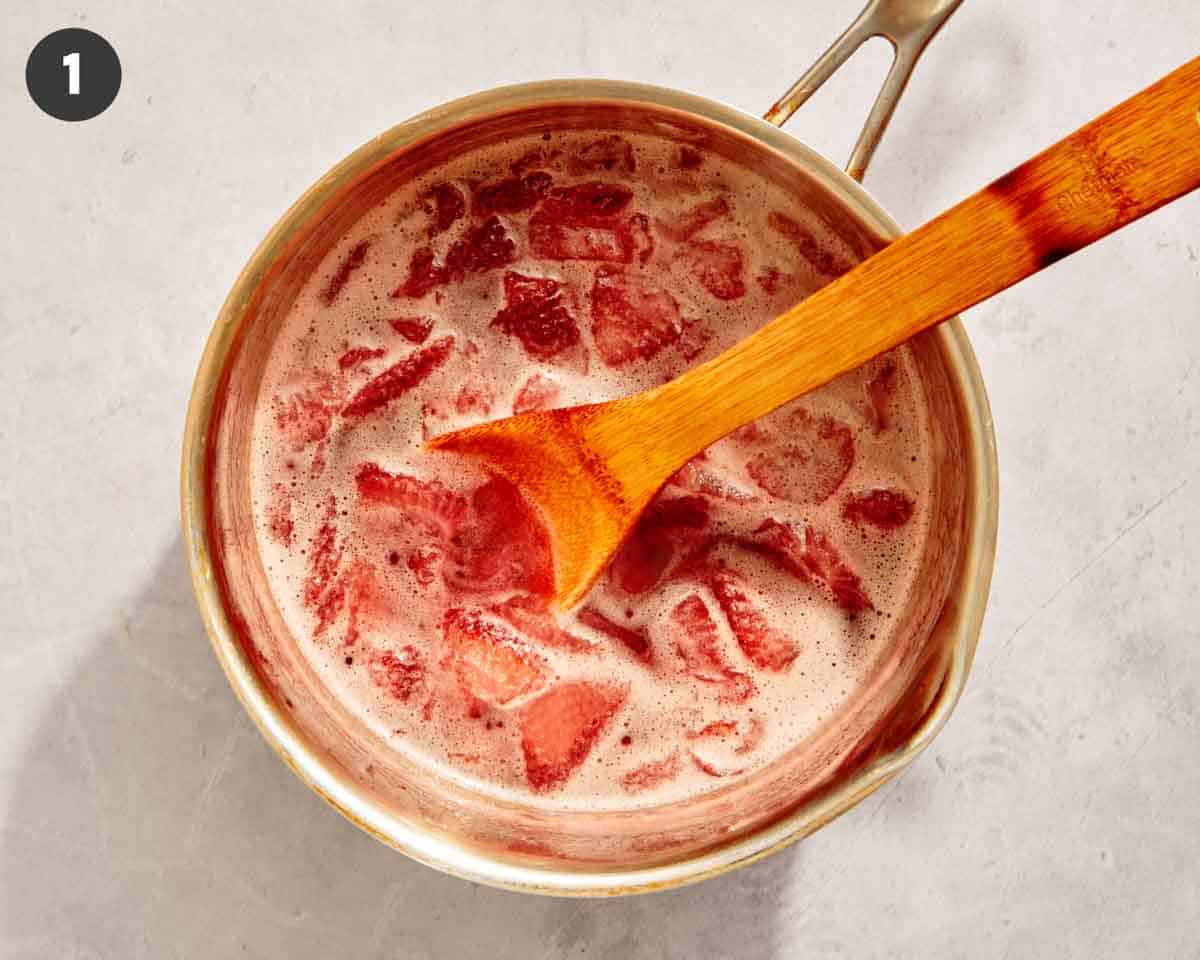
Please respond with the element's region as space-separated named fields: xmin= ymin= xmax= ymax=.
xmin=429 ymin=58 xmax=1200 ymax=610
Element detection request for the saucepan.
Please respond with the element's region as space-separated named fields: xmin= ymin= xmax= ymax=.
xmin=181 ymin=0 xmax=998 ymax=895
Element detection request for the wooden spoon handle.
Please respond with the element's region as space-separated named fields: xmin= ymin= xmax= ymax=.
xmin=640 ymin=57 xmax=1200 ymax=465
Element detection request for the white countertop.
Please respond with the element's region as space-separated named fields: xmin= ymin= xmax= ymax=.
xmin=2 ymin=1 xmax=1197 ymax=956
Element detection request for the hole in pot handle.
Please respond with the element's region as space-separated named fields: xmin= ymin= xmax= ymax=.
xmin=763 ymin=0 xmax=963 ymax=182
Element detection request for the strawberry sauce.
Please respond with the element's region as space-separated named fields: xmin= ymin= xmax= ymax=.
xmin=251 ymin=130 xmax=936 ymax=808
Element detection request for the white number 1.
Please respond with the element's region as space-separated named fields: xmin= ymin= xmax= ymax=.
xmin=62 ymin=51 xmax=80 ymax=95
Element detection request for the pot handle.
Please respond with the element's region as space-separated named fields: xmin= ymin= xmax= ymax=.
xmin=763 ymin=0 xmax=963 ymax=181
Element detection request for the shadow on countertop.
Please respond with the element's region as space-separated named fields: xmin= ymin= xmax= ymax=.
xmin=1 ymin=540 xmax=801 ymax=959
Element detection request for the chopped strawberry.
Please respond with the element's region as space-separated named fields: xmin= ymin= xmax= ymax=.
xmin=569 ymin=135 xmax=636 ymax=175
xmin=443 ymin=608 xmax=550 ymax=706
xmin=273 ymin=374 xmax=340 ymax=451
xmin=708 ymin=568 xmax=798 ymax=671
xmin=655 ymin=196 xmax=731 ymax=241
xmin=491 ymin=594 xmax=594 ymax=653
xmin=510 ymin=146 xmax=562 ymax=175
xmin=676 ymin=146 xmax=703 ymax=170
xmin=444 ymin=216 xmax=518 ymax=275
xmin=391 ymin=218 xmax=517 ymax=298
xmin=682 ymin=240 xmax=746 ymax=300
xmin=303 ymin=497 xmax=345 ymax=636
xmin=472 ymin=172 xmax=552 ymax=216
xmin=863 ymin=358 xmax=898 ymax=432
xmin=445 ymin=474 xmax=554 ymax=598
xmin=491 ymin=272 xmax=580 ymax=359
xmin=577 ymin=606 xmax=652 ymax=662
xmin=590 ymin=265 xmax=683 ymax=367
xmin=341 ymin=560 xmax=388 ymax=648
xmin=354 ymin=462 xmax=469 ymax=539
xmin=406 ymin=545 xmax=441 ymax=588
xmin=768 ymin=211 xmax=854 ymax=277
xmin=756 ymin=267 xmax=783 ymax=294
xmin=540 ymin=182 xmax=634 ymax=224
xmin=610 ymin=495 xmax=710 ymax=595
xmin=338 ymin=345 xmax=386 ymax=370
xmin=746 ymin=519 xmax=873 ymax=615
xmin=454 ymin=379 xmax=495 ymax=417
xmin=742 ymin=407 xmax=855 ymax=504
xmin=265 ymin=483 xmax=294 ymax=547
xmin=341 ymin=336 xmax=455 ymax=419
xmin=512 ymin=373 xmax=561 ymax=414
xmin=843 ymin=488 xmax=915 ymax=531
xmin=388 ymin=316 xmax=434 ymax=344
xmin=687 ymin=715 xmax=765 ymax=777
xmin=670 ymin=594 xmax=757 ymax=703
xmin=423 ymin=182 xmax=465 ymax=236
xmin=320 ymin=239 xmax=370 ymax=306
xmin=621 ymin=213 xmax=655 ymax=265
xmin=367 ymin=645 xmax=426 ymax=701
xmin=620 ymin=752 xmax=681 ymax=793
xmin=529 ymin=214 xmax=626 ymax=262
xmin=520 ymin=681 xmax=626 ymax=791
xmin=393 ymin=247 xmax=448 ymax=299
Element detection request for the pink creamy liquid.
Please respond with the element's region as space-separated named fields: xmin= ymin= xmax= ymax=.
xmin=251 ymin=130 xmax=935 ymax=809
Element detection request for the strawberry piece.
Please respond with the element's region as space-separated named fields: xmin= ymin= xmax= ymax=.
xmin=444 ymin=216 xmax=517 ymax=275
xmin=863 ymin=358 xmax=898 ymax=432
xmin=424 ymin=182 xmax=465 ymax=236
xmin=620 ymin=213 xmax=655 ymax=265
xmin=590 ymin=265 xmax=683 ymax=367
xmin=491 ymin=594 xmax=594 ymax=653
xmin=746 ymin=519 xmax=873 ymax=615
xmin=569 ymin=135 xmax=636 ymax=175
xmin=756 ymin=267 xmax=783 ymax=294
xmin=406 ymin=545 xmax=441 ymax=589
xmin=669 ymin=594 xmax=756 ymax=702
xmin=338 ymin=346 xmax=386 ymax=370
xmin=443 ymin=608 xmax=550 ymax=707
xmin=273 ymin=374 xmax=340 ymax=451
xmin=708 ymin=568 xmax=798 ymax=671
xmin=682 ymin=240 xmax=746 ymax=300
xmin=768 ymin=211 xmax=854 ymax=277
xmin=472 ymin=172 xmax=552 ymax=216
xmin=620 ymin=752 xmax=681 ymax=793
xmin=320 ymin=239 xmax=370 ymax=306
xmin=510 ymin=146 xmax=562 ymax=175
xmin=687 ymin=715 xmax=765 ymax=777
xmin=388 ymin=316 xmax=434 ymax=344
xmin=843 ymin=488 xmax=915 ymax=531
xmin=303 ymin=497 xmax=345 ymax=636
xmin=354 ymin=462 xmax=469 ymax=539
xmin=529 ymin=215 xmax=626 ymax=262
xmin=391 ymin=219 xmax=517 ymax=298
xmin=655 ymin=196 xmax=730 ymax=241
xmin=520 ymin=681 xmax=626 ymax=791
xmin=610 ymin=495 xmax=711 ymax=595
xmin=540 ymin=182 xmax=634 ymax=223
xmin=454 ymin=379 xmax=495 ymax=417
xmin=393 ymin=247 xmax=448 ymax=299
xmin=367 ymin=645 xmax=426 ymax=702
xmin=445 ymin=474 xmax=554 ymax=598
xmin=265 ymin=483 xmax=294 ymax=547
xmin=677 ymin=146 xmax=703 ymax=169
xmin=742 ymin=407 xmax=855 ymax=504
xmin=512 ymin=373 xmax=561 ymax=414
xmin=342 ymin=336 xmax=455 ymax=419
xmin=491 ymin=272 xmax=581 ymax=359
xmin=578 ymin=606 xmax=652 ymax=662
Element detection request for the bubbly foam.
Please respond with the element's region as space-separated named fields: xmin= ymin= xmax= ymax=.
xmin=249 ymin=129 xmax=936 ymax=810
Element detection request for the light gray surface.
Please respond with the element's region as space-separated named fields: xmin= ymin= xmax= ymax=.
xmin=2 ymin=0 xmax=1198 ymax=956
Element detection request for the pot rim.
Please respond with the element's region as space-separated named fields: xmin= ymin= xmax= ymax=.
xmin=181 ymin=77 xmax=999 ymax=897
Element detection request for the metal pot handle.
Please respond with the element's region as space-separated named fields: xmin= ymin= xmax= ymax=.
xmin=763 ymin=0 xmax=963 ymax=181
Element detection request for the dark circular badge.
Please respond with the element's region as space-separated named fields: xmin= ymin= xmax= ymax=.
xmin=26 ymin=28 xmax=121 ymax=122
